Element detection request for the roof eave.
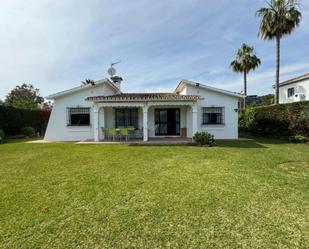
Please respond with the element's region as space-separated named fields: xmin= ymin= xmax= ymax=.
xmin=176 ymin=80 xmax=245 ymax=99
xmin=275 ymin=80 xmax=309 ymax=88
xmin=275 ymin=73 xmax=309 ymax=88
xmin=46 ymin=78 xmax=120 ymax=100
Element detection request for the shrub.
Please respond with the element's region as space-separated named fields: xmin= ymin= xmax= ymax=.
xmin=289 ymin=135 xmax=307 ymax=143
xmin=239 ymin=101 xmax=309 ymax=138
xmin=193 ymin=132 xmax=216 ymax=146
xmin=0 ymin=129 xmax=5 ymax=138
xmin=0 ymin=129 xmax=5 ymax=143
xmin=0 ymin=106 xmax=51 ymax=136
xmin=239 ymin=107 xmax=257 ymax=134
xmin=21 ymin=127 xmax=35 ymax=137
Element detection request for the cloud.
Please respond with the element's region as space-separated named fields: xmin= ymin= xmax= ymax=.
xmin=0 ymin=0 xmax=308 ymax=100
xmin=205 ymin=61 xmax=309 ymax=95
xmin=0 ymin=0 xmax=100 ymax=98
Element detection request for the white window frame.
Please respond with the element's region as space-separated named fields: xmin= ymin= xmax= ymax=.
xmin=287 ymin=87 xmax=294 ymax=98
xmin=66 ymin=107 xmax=91 ymax=126
xmin=202 ymin=107 xmax=225 ymax=125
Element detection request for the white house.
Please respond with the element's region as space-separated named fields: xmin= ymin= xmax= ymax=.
xmin=277 ymin=73 xmax=309 ymax=104
xmin=44 ymin=77 xmax=244 ymax=142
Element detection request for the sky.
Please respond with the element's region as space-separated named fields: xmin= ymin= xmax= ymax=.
xmin=0 ymin=0 xmax=308 ymax=100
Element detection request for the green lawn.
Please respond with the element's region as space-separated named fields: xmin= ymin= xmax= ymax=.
xmin=0 ymin=139 xmax=308 ymax=248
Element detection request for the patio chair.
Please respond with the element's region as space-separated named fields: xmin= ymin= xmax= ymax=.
xmin=127 ymin=126 xmax=135 ymax=139
xmin=100 ymin=127 xmax=106 ymax=140
xmin=120 ymin=127 xmax=129 ymax=141
xmin=108 ymin=128 xmax=116 ymax=141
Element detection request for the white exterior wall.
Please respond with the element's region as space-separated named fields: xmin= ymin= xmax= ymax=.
xmin=182 ymin=85 xmax=240 ymax=139
xmin=44 ymin=84 xmax=115 ymax=141
xmin=45 ymin=82 xmax=241 ymax=141
xmin=278 ymin=79 xmax=309 ymax=104
xmin=104 ymin=107 xmax=114 ymax=128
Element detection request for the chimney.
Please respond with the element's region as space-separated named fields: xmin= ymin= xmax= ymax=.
xmin=110 ymin=76 xmax=123 ymax=90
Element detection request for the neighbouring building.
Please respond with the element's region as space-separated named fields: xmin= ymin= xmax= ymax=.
xmin=44 ymin=76 xmax=244 ymax=142
xmin=245 ymin=95 xmax=262 ymax=106
xmin=276 ymin=73 xmax=309 ymax=104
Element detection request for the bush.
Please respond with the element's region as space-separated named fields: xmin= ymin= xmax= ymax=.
xmin=21 ymin=127 xmax=35 ymax=137
xmin=193 ymin=132 xmax=216 ymax=146
xmin=0 ymin=106 xmax=51 ymax=136
xmin=289 ymin=135 xmax=307 ymax=143
xmin=0 ymin=129 xmax=5 ymax=138
xmin=239 ymin=101 xmax=309 ymax=138
xmin=239 ymin=107 xmax=257 ymax=134
xmin=0 ymin=129 xmax=5 ymax=142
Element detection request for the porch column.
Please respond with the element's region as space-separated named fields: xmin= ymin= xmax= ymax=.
xmin=93 ymin=105 xmax=99 ymax=142
xmin=192 ymin=103 xmax=198 ymax=138
xmin=99 ymin=107 xmax=105 ymax=140
xmin=143 ymin=105 xmax=149 ymax=142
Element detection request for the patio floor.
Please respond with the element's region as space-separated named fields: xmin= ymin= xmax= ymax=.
xmin=76 ymin=137 xmax=193 ymax=145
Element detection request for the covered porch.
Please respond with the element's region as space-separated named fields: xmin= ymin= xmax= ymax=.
xmin=88 ymin=93 xmax=202 ymax=142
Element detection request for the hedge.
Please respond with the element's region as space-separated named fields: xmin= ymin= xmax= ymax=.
xmin=0 ymin=106 xmax=51 ymax=136
xmin=239 ymin=101 xmax=309 ymax=138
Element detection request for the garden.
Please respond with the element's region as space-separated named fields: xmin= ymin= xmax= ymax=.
xmin=0 ymin=95 xmax=308 ymax=249
xmin=0 ymin=139 xmax=308 ymax=248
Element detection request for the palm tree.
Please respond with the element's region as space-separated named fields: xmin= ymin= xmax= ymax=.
xmin=230 ymin=44 xmax=261 ymax=104
xmin=82 ymin=79 xmax=95 ymax=86
xmin=257 ymin=0 xmax=301 ymax=104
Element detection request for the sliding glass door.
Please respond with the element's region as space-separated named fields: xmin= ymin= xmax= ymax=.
xmin=155 ymin=108 xmax=180 ymax=136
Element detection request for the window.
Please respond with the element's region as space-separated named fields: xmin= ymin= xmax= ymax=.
xmin=238 ymin=101 xmax=244 ymax=110
xmin=202 ymin=107 xmax=224 ymax=125
xmin=67 ymin=107 xmax=90 ymax=126
xmin=287 ymin=87 xmax=294 ymax=98
xmin=115 ymin=108 xmax=138 ymax=128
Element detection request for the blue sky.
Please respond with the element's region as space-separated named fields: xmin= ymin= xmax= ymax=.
xmin=0 ymin=0 xmax=308 ymax=100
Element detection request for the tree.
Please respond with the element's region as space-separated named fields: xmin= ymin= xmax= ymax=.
xmin=260 ymin=94 xmax=275 ymax=105
xmin=230 ymin=43 xmax=261 ymax=104
xmin=42 ymin=101 xmax=53 ymax=110
xmin=257 ymin=0 xmax=301 ymax=104
xmin=82 ymin=79 xmax=95 ymax=86
xmin=4 ymin=84 xmax=44 ymax=109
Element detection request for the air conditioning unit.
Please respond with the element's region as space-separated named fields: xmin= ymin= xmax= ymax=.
xmin=293 ymin=93 xmax=306 ymax=102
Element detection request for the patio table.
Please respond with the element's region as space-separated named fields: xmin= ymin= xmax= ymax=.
xmin=102 ymin=128 xmax=141 ymax=140
xmin=115 ymin=128 xmax=135 ymax=139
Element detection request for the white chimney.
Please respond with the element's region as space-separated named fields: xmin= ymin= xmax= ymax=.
xmin=110 ymin=76 xmax=123 ymax=90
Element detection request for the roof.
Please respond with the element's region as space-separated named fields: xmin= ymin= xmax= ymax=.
xmin=46 ymin=79 xmax=121 ymax=100
xmin=86 ymin=93 xmax=203 ymax=102
xmin=276 ymin=73 xmax=309 ymax=88
xmin=175 ymin=80 xmax=244 ymax=99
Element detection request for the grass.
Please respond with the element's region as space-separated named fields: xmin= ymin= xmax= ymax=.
xmin=0 ymin=139 xmax=308 ymax=248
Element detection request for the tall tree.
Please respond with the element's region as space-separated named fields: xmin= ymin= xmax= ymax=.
xmin=230 ymin=43 xmax=261 ymax=103
xmin=82 ymin=79 xmax=95 ymax=86
xmin=257 ymin=0 xmax=301 ymax=104
xmin=5 ymin=84 xmax=44 ymax=109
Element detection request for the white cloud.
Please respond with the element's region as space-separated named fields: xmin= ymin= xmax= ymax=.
xmin=205 ymin=61 xmax=309 ymax=96
xmin=0 ymin=0 xmax=308 ymax=100
xmin=0 ymin=0 xmax=100 ymax=99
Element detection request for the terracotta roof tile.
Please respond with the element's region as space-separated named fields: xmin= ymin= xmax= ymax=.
xmin=86 ymin=93 xmax=202 ymax=102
